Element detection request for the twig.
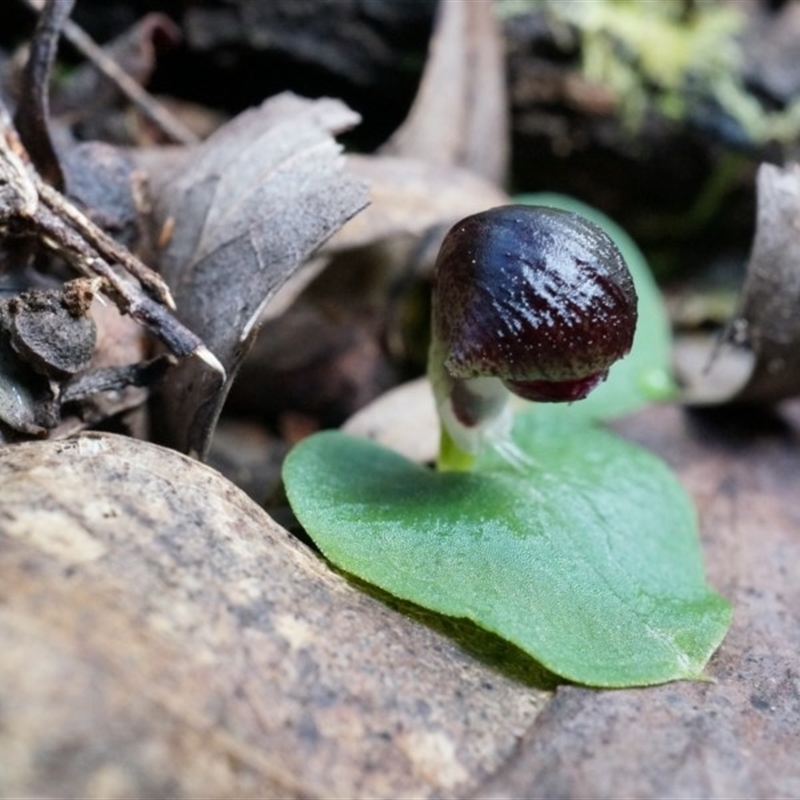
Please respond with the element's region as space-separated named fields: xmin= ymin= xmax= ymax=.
xmin=13 ymin=0 xmax=74 ymax=188
xmin=19 ymin=0 xmax=200 ymax=146
xmin=0 ymin=97 xmax=223 ymax=374
xmin=61 ymin=356 xmax=174 ymax=404
xmin=35 ymin=178 xmax=175 ymax=309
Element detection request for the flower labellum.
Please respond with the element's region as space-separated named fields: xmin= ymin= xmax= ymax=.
xmin=429 ymin=204 xmax=638 ymax=462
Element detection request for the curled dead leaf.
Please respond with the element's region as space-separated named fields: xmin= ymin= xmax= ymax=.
xmin=380 ymin=0 xmax=509 ymax=186
xmin=145 ymin=92 xmax=370 ymax=457
xmin=677 ymin=162 xmax=800 ymax=405
xmin=326 ymin=154 xmax=509 ymax=253
xmin=343 ymin=377 xmax=439 ymax=464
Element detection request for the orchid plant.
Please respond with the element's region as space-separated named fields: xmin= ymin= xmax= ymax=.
xmin=283 ymin=195 xmax=730 ymax=687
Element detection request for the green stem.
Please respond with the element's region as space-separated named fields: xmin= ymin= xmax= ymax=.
xmin=436 ymin=423 xmax=477 ymax=472
xmin=429 ymin=330 xmax=512 ymax=472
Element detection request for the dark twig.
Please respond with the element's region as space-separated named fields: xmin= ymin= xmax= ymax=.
xmin=13 ymin=0 xmax=74 ymax=189
xmin=0 ymin=97 xmax=223 ymax=374
xmin=20 ymin=0 xmax=200 ymax=146
xmin=61 ymin=356 xmax=174 ymax=404
xmin=35 ymin=178 xmax=175 ymax=308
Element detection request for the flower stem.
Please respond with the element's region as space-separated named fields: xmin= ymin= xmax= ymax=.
xmin=436 ymin=423 xmax=477 ymax=472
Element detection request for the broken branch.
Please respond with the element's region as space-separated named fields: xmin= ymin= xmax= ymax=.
xmin=0 ymin=96 xmax=222 ymax=375
xmin=19 ymin=0 xmax=200 ymax=145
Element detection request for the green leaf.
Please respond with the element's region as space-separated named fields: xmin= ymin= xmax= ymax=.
xmin=514 ymin=193 xmax=675 ymax=421
xmin=283 ymin=410 xmax=731 ymax=688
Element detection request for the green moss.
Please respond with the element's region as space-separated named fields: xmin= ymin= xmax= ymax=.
xmin=498 ymin=0 xmax=800 ymax=146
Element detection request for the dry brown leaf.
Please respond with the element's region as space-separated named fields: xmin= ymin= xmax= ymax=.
xmin=0 ymin=279 xmax=98 ymax=437
xmin=327 ymin=154 xmax=509 ymax=252
xmin=0 ymin=433 xmax=549 ymax=798
xmin=60 ymin=141 xmax=150 ymax=250
xmin=474 ymin=402 xmax=800 ymax=799
xmin=145 ymin=92 xmax=369 ymax=457
xmin=730 ymin=162 xmax=800 ymax=402
xmin=380 ymin=0 xmax=509 ymax=185
xmin=678 ymin=162 xmax=800 ymax=405
xmin=343 ymin=377 xmax=438 ymax=463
